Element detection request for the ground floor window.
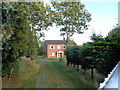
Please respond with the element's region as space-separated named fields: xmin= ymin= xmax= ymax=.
xmin=50 ymin=53 xmax=55 ymax=56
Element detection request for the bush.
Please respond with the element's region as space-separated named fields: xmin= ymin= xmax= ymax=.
xmin=58 ymin=58 xmax=64 ymax=62
xmin=64 ymin=46 xmax=81 ymax=70
xmin=2 ymin=59 xmax=19 ymax=78
xmin=2 ymin=38 xmax=19 ymax=77
xmin=64 ymin=45 xmax=96 ymax=77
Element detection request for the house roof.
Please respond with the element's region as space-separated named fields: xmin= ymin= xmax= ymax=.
xmin=44 ymin=40 xmax=76 ymax=45
xmin=45 ymin=40 xmax=65 ymax=44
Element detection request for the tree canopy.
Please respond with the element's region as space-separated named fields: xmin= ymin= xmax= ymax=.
xmin=51 ymin=0 xmax=91 ymax=45
xmin=64 ymin=26 xmax=120 ymax=77
xmin=2 ymin=2 xmax=54 ymax=77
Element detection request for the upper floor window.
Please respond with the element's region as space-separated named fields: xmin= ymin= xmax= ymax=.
xmin=50 ymin=45 xmax=54 ymax=49
xmin=57 ymin=45 xmax=60 ymax=49
xmin=63 ymin=45 xmax=66 ymax=49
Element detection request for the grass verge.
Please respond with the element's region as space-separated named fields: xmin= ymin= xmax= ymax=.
xmin=2 ymin=57 xmax=40 ymax=88
xmin=2 ymin=56 xmax=102 ymax=88
xmin=51 ymin=62 xmax=98 ymax=88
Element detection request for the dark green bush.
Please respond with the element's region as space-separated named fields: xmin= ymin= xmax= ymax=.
xmin=64 ymin=46 xmax=81 ymax=70
xmin=2 ymin=59 xmax=19 ymax=77
xmin=2 ymin=38 xmax=19 ymax=77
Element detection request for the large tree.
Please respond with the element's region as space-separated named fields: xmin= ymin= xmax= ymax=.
xmin=51 ymin=0 xmax=91 ymax=46
xmin=26 ymin=2 xmax=54 ymax=41
xmin=2 ymin=2 xmax=30 ymax=77
xmin=2 ymin=2 xmax=54 ymax=77
xmin=90 ymin=27 xmax=120 ymax=76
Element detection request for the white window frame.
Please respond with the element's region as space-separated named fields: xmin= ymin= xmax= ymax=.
xmin=57 ymin=45 xmax=60 ymax=49
xmin=50 ymin=53 xmax=55 ymax=56
xmin=63 ymin=45 xmax=66 ymax=49
xmin=50 ymin=45 xmax=54 ymax=49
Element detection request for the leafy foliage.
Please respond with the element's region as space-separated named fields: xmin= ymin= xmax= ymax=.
xmin=65 ymin=46 xmax=82 ymax=70
xmin=37 ymin=41 xmax=44 ymax=56
xmin=64 ymin=45 xmax=95 ymax=78
xmin=65 ymin=26 xmax=120 ymax=77
xmin=2 ymin=37 xmax=19 ymax=77
xmin=51 ymin=0 xmax=91 ymax=45
xmin=94 ymin=27 xmax=120 ymax=76
xmin=2 ymin=2 xmax=54 ymax=77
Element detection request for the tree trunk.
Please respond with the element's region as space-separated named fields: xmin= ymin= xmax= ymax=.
xmin=77 ymin=65 xmax=79 ymax=71
xmin=73 ymin=64 xmax=75 ymax=68
xmin=84 ymin=70 xmax=86 ymax=74
xmin=67 ymin=61 xmax=69 ymax=66
xmin=65 ymin=25 xmax=69 ymax=47
xmin=9 ymin=67 xmax=13 ymax=78
xmin=91 ymin=68 xmax=94 ymax=78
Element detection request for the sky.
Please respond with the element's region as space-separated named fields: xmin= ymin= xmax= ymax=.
xmin=43 ymin=0 xmax=119 ymax=45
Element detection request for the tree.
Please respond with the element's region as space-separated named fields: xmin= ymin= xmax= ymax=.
xmin=65 ymin=26 xmax=120 ymax=77
xmin=90 ymin=33 xmax=104 ymax=42
xmin=64 ymin=46 xmax=82 ymax=71
xmin=51 ymin=0 xmax=91 ymax=46
xmin=106 ymin=26 xmax=120 ymax=42
xmin=64 ymin=46 xmax=73 ymax=65
xmin=38 ymin=41 xmax=44 ymax=56
xmin=2 ymin=2 xmax=33 ymax=77
xmin=90 ymin=27 xmax=120 ymax=76
xmin=80 ymin=43 xmax=96 ymax=78
xmin=26 ymin=2 xmax=55 ymax=41
xmin=2 ymin=2 xmax=54 ymax=77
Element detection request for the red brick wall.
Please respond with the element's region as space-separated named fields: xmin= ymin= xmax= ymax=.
xmin=47 ymin=44 xmax=65 ymax=58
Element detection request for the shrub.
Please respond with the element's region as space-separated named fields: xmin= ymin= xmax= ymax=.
xmin=2 ymin=38 xmax=19 ymax=77
xmin=64 ymin=46 xmax=81 ymax=70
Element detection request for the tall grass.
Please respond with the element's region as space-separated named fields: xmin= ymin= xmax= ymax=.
xmin=52 ymin=62 xmax=98 ymax=88
xmin=2 ymin=57 xmax=40 ymax=88
xmin=2 ymin=56 xmax=103 ymax=88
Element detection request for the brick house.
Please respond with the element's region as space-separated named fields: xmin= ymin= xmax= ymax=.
xmin=44 ymin=40 xmax=76 ymax=58
xmin=44 ymin=40 xmax=66 ymax=58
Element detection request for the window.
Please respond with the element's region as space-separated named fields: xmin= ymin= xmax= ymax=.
xmin=63 ymin=45 xmax=66 ymax=49
xmin=50 ymin=45 xmax=54 ymax=49
xmin=57 ymin=45 xmax=60 ymax=49
xmin=50 ymin=53 xmax=55 ymax=56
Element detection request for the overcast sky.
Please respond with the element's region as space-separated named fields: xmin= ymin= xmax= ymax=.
xmin=43 ymin=0 xmax=118 ymax=45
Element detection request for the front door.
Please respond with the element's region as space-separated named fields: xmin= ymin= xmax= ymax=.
xmin=60 ymin=53 xmax=62 ymax=58
xmin=56 ymin=51 xmax=63 ymax=58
